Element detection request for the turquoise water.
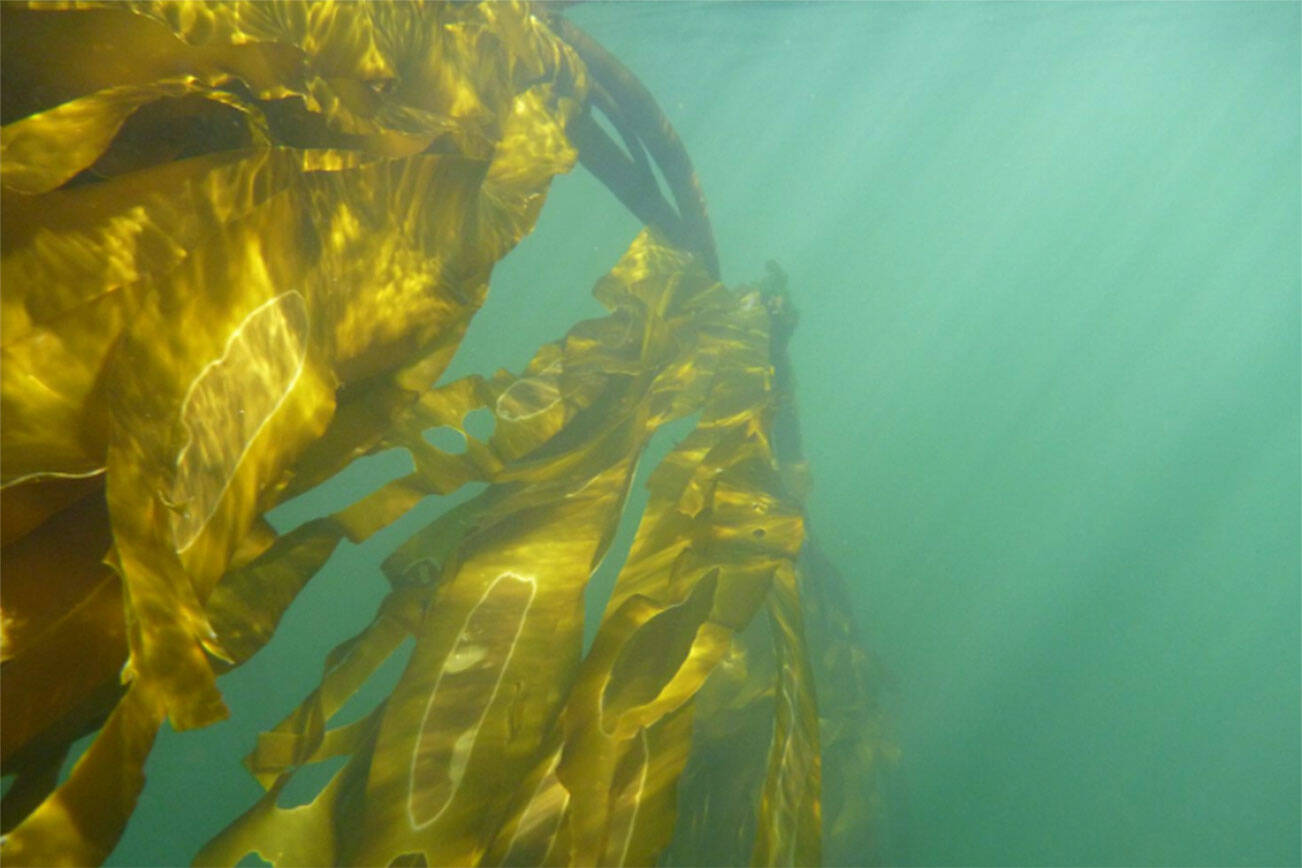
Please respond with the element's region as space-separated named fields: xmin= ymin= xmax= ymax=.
xmin=106 ymin=3 xmax=1298 ymax=866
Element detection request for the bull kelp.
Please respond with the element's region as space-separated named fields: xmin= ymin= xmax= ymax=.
xmin=0 ymin=3 xmax=892 ymax=865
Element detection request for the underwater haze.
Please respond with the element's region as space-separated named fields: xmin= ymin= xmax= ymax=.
xmin=106 ymin=3 xmax=1300 ymax=866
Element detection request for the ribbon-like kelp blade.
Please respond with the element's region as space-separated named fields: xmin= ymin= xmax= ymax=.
xmin=2 ymin=3 xmax=587 ymax=862
xmin=751 ymin=561 xmax=823 ymax=868
xmin=2 ymin=4 xmax=893 ymax=865
xmin=195 ymin=229 xmax=810 ymax=867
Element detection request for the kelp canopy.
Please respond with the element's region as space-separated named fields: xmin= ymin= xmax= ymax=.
xmin=0 ymin=3 xmax=892 ymax=865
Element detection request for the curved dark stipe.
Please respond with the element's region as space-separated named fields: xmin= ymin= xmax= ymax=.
xmin=552 ymin=14 xmax=721 ymax=279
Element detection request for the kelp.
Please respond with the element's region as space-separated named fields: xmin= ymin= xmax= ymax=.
xmin=0 ymin=3 xmax=894 ymax=866
xmin=194 ymin=231 xmax=809 ymax=867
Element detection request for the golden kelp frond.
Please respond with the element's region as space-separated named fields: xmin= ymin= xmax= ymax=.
xmin=3 ymin=0 xmax=583 ymax=715
xmin=2 ymin=4 xmax=894 ymax=865
xmin=2 ymin=2 xmax=586 ymax=862
xmin=194 ymin=229 xmax=809 ymax=867
xmin=752 ymin=562 xmax=823 ymax=868
xmin=660 ymin=614 xmax=776 ymax=866
xmin=0 ymin=682 xmax=168 ymax=868
xmin=0 ymin=488 xmax=127 ymax=859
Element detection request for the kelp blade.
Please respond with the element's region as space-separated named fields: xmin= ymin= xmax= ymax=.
xmin=2 ymin=1 xmax=585 ymax=862
xmin=0 ymin=3 xmax=893 ymax=865
xmin=195 ymin=230 xmax=819 ymax=867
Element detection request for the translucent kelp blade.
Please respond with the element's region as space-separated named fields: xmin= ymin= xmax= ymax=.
xmin=748 ymin=256 xmax=898 ymax=864
xmin=556 ymin=576 xmax=729 ymax=867
xmin=0 ymin=683 xmax=166 ymax=868
xmin=751 ymin=561 xmax=823 ymax=868
xmin=194 ymin=229 xmax=812 ymax=867
xmin=196 ymin=752 xmax=353 ymax=868
xmin=597 ymin=707 xmax=696 ymax=868
xmin=0 ymin=484 xmax=128 ymax=851
xmin=195 ymin=415 xmax=642 ymax=866
xmin=0 ymin=516 xmax=124 ymax=771
xmin=204 ymin=374 xmax=506 ymax=670
xmin=660 ymin=614 xmax=778 ymax=866
xmin=345 ymin=425 xmax=648 ymax=863
xmin=197 ymin=246 xmax=677 ymax=863
xmin=195 ymin=583 xmax=423 ymax=867
xmin=203 ymin=519 xmax=347 ymax=669
xmin=202 ymin=353 xmax=581 ymax=671
xmin=2 ymin=1 xmax=587 ymax=737
xmin=1 ymin=149 xmax=300 ymax=486
xmin=243 ymin=586 xmax=428 ymax=788
xmin=1 ymin=4 xmax=589 ymax=862
xmin=103 ymin=185 xmax=341 ymax=729
xmin=2 ymin=5 xmax=860 ymax=863
xmin=555 ymin=433 xmax=807 ymax=865
xmin=194 ymin=230 xmax=653 ymax=866
xmin=1 ymin=82 xmax=271 ymax=195
xmin=550 ymin=262 xmax=808 ymax=865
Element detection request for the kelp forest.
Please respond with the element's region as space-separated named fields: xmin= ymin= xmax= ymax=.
xmin=0 ymin=3 xmax=895 ymax=866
